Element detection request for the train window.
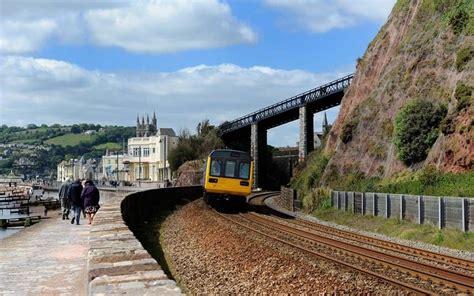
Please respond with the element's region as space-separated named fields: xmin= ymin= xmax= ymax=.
xmin=225 ymin=160 xmax=236 ymax=177
xmin=210 ymin=159 xmax=222 ymax=176
xmin=239 ymin=162 xmax=250 ymax=179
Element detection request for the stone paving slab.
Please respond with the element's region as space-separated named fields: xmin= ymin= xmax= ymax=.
xmin=0 ymin=212 xmax=90 ymax=295
xmin=0 ymin=189 xmax=183 ymax=296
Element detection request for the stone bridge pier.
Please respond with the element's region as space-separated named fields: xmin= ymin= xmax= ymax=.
xmin=250 ymin=104 xmax=314 ymax=189
xmin=298 ymin=105 xmax=314 ymax=162
xmin=251 ymin=123 xmax=267 ymax=189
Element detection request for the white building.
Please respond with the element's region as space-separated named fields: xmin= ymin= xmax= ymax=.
xmin=57 ymin=157 xmax=101 ymax=182
xmin=127 ymin=128 xmax=178 ymax=182
xmin=100 ymin=114 xmax=178 ymax=184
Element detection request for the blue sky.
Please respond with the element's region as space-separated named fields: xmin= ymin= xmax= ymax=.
xmin=0 ymin=0 xmax=396 ymax=146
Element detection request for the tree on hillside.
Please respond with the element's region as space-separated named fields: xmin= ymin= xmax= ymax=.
xmin=168 ymin=120 xmax=224 ymax=171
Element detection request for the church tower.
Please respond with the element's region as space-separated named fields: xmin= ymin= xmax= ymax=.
xmin=136 ymin=115 xmax=141 ymax=137
xmin=151 ymin=111 xmax=157 ymax=135
xmin=322 ymin=112 xmax=329 ymax=134
xmin=145 ymin=114 xmax=150 ymax=137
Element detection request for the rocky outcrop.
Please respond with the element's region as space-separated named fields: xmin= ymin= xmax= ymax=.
xmin=174 ymin=160 xmax=204 ymax=187
xmin=325 ymin=0 xmax=473 ymax=179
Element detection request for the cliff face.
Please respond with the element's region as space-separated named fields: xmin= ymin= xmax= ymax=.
xmin=324 ymin=0 xmax=473 ymax=180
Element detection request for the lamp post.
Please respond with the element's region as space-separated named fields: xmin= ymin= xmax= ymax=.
xmin=159 ymin=137 xmax=167 ymax=183
xmin=138 ymin=146 xmax=141 ymax=185
xmin=116 ymin=151 xmax=119 ymax=187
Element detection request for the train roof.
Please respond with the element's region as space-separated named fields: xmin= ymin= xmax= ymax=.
xmin=209 ymin=149 xmax=251 ymax=160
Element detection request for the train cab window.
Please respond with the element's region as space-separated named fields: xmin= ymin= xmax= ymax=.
xmin=239 ymin=162 xmax=250 ymax=179
xmin=210 ymin=159 xmax=222 ymax=176
xmin=225 ymin=160 xmax=236 ymax=177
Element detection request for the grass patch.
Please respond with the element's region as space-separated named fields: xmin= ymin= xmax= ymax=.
xmin=314 ymin=208 xmax=474 ymax=251
xmin=45 ymin=133 xmax=95 ymax=147
xmin=326 ymin=169 xmax=474 ymax=197
xmin=94 ymin=142 xmax=121 ymax=150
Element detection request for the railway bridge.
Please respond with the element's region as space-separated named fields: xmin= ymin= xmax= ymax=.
xmin=219 ymin=74 xmax=354 ymax=188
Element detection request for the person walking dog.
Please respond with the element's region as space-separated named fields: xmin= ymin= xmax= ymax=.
xmin=82 ymin=179 xmax=100 ymax=225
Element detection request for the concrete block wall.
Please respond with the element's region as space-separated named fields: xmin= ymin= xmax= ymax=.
xmin=331 ymin=190 xmax=473 ymax=232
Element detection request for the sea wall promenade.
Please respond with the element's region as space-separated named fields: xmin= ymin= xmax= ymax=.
xmin=0 ymin=186 xmax=201 ymax=295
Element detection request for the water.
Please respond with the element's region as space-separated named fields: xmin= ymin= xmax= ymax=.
xmin=0 ymin=190 xmax=59 ymax=240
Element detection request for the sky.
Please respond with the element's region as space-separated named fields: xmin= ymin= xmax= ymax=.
xmin=0 ymin=0 xmax=396 ymax=147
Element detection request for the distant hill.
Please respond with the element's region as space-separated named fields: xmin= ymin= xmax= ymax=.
xmin=0 ymin=124 xmax=135 ymax=177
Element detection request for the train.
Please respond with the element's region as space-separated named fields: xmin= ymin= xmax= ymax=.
xmin=203 ymin=149 xmax=254 ymax=207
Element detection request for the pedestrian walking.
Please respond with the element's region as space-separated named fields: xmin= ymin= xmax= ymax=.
xmin=82 ymin=179 xmax=100 ymax=225
xmin=68 ymin=179 xmax=83 ymax=225
xmin=58 ymin=178 xmax=72 ymax=220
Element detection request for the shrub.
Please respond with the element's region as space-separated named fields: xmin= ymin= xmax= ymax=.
xmin=455 ymin=47 xmax=473 ymax=72
xmin=455 ymin=82 xmax=472 ymax=112
xmin=440 ymin=113 xmax=456 ymax=135
xmin=418 ymin=165 xmax=440 ymax=187
xmin=302 ymin=187 xmax=330 ymax=213
xmin=448 ymin=3 xmax=469 ymax=34
xmin=340 ymin=120 xmax=358 ymax=144
xmin=394 ymin=100 xmax=446 ymax=165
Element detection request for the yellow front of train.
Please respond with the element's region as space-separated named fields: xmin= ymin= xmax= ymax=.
xmin=203 ymin=149 xmax=253 ymax=205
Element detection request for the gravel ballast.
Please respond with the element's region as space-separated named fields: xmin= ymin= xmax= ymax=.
xmin=160 ymin=199 xmax=408 ymax=294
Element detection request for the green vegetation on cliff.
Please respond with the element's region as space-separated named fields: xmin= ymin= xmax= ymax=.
xmin=393 ymin=100 xmax=446 ymax=165
xmin=168 ymin=119 xmax=224 ymax=171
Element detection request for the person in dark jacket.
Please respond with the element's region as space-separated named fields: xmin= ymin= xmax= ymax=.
xmin=58 ymin=177 xmax=72 ymax=220
xmin=82 ymin=179 xmax=100 ymax=224
xmin=68 ymin=179 xmax=83 ymax=225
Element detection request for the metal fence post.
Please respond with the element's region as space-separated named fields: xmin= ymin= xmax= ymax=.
xmin=418 ymin=196 xmax=422 ymax=224
xmin=438 ymin=197 xmax=442 ymax=230
xmin=352 ymin=192 xmax=355 ymax=213
xmin=400 ymin=194 xmax=403 ymax=220
xmin=345 ymin=192 xmax=349 ymax=211
xmin=337 ymin=191 xmax=340 ymax=209
xmin=361 ymin=192 xmax=365 ymax=215
xmin=462 ymin=198 xmax=466 ymax=232
xmin=385 ymin=193 xmax=389 ymax=218
xmin=372 ymin=193 xmax=376 ymax=216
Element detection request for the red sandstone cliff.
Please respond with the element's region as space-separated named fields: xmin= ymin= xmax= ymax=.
xmin=324 ymin=0 xmax=473 ymax=180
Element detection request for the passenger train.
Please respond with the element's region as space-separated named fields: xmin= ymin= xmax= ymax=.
xmin=203 ymin=149 xmax=254 ymax=207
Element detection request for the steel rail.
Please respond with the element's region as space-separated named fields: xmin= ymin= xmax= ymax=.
xmin=289 ymin=217 xmax=474 ymax=271
xmin=243 ymin=212 xmax=474 ymax=293
xmin=212 ymin=209 xmax=431 ymax=295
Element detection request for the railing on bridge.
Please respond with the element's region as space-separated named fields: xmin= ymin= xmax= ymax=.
xmin=219 ymin=74 xmax=354 ymax=135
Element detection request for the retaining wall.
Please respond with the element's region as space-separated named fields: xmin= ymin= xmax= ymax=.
xmin=88 ymin=186 xmax=202 ymax=295
xmin=331 ymin=190 xmax=473 ymax=232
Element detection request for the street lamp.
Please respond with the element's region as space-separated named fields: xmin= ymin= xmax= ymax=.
xmin=138 ymin=146 xmax=141 ymax=183
xmin=116 ymin=151 xmax=119 ymax=186
xmin=159 ymin=137 xmax=167 ymax=183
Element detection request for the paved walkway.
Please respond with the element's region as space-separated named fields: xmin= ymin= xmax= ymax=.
xmin=0 ymin=211 xmax=90 ymax=295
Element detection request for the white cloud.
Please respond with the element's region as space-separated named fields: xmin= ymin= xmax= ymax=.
xmin=264 ymin=0 xmax=396 ymax=33
xmin=0 ymin=0 xmax=256 ymax=54
xmin=85 ymin=0 xmax=257 ymax=53
xmin=0 ymin=56 xmax=349 ymax=146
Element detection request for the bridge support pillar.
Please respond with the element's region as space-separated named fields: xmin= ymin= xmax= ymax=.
xmin=299 ymin=105 xmax=314 ymax=162
xmin=251 ymin=123 xmax=267 ymax=189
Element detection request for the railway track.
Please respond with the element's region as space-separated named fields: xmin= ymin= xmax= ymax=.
xmin=287 ymin=215 xmax=474 ymax=273
xmin=211 ymin=192 xmax=474 ymax=295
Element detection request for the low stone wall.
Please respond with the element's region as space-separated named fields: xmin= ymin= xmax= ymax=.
xmin=276 ymin=186 xmax=295 ymax=212
xmin=88 ymin=186 xmax=202 ymax=295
